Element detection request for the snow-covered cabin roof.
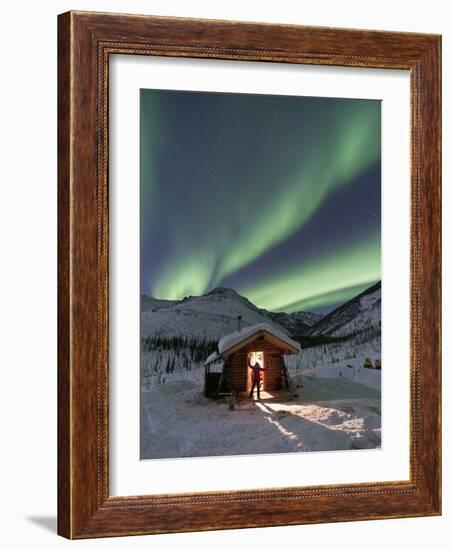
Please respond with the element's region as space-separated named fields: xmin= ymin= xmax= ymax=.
xmin=217 ymin=323 xmax=300 ymax=357
xmin=204 ymin=351 xmax=223 ymax=366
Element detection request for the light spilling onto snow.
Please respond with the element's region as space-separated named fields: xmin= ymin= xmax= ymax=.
xmin=141 ymin=373 xmax=381 ymax=459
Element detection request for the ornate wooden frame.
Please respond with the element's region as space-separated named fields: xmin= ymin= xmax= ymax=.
xmin=57 ymin=11 xmax=441 ymax=539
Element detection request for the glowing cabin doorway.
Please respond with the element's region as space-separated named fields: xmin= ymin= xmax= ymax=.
xmin=247 ymin=351 xmax=264 ymax=395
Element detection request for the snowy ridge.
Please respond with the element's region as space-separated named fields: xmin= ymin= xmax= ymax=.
xmin=308 ymin=281 xmax=381 ymax=337
xmin=141 ymin=295 xmax=177 ymax=313
xmin=268 ymin=310 xmax=323 ymax=333
xmin=141 ymin=287 xmax=307 ymax=341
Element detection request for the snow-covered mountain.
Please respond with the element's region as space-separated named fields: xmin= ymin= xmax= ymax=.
xmin=141 ymin=287 xmax=313 ymax=341
xmin=267 ymin=310 xmax=323 ymax=334
xmin=141 ymin=283 xmax=381 ymax=343
xmin=308 ymin=281 xmax=381 ymax=338
xmin=141 ymin=295 xmax=177 ymax=313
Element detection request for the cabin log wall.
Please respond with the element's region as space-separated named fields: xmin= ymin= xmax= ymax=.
xmin=230 ymin=350 xmax=248 ymax=392
xmin=263 ymin=353 xmax=283 ymax=391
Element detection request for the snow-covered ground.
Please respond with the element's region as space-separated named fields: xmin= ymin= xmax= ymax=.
xmin=285 ymin=334 xmax=381 ymax=374
xmin=294 ymin=362 xmax=381 ymax=391
xmin=140 ymin=375 xmax=381 ymax=459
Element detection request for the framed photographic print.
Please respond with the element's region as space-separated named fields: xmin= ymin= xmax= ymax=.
xmin=58 ymin=11 xmax=441 ymax=538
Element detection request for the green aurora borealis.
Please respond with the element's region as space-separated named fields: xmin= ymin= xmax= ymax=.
xmin=140 ymin=89 xmax=381 ymax=313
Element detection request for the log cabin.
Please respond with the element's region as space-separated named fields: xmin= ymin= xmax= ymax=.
xmin=204 ymin=323 xmax=300 ymax=398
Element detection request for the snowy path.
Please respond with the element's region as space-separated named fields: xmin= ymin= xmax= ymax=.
xmin=140 ymin=376 xmax=381 ymax=459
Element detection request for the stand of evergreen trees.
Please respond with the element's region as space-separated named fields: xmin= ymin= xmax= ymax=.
xmin=142 ymin=334 xmax=217 ymax=365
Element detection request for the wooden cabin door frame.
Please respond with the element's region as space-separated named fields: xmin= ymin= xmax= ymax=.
xmin=247 ymin=350 xmax=264 ymax=394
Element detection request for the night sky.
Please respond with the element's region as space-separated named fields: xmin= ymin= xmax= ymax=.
xmin=140 ymin=89 xmax=381 ymax=314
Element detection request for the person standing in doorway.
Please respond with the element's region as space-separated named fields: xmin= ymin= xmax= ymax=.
xmin=248 ymin=359 xmax=267 ymax=399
